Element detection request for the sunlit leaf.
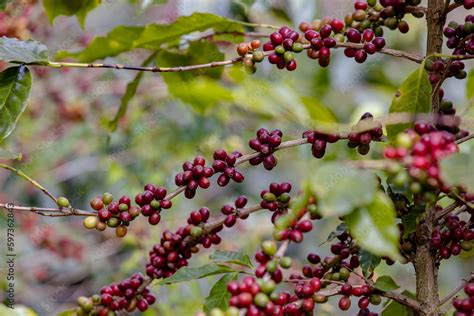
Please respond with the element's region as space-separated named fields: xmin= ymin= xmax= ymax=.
xmin=386 ymin=65 xmax=431 ymax=140
xmin=210 ymin=250 xmax=253 ymax=268
xmin=159 ymin=264 xmax=236 ymax=285
xmin=203 ymin=272 xmax=238 ymax=313
xmin=345 ymin=192 xmax=401 ymax=260
xmin=374 ymin=275 xmax=400 ymax=292
xmin=42 ymin=0 xmax=101 ymax=28
xmin=0 ymin=37 xmax=49 ymax=65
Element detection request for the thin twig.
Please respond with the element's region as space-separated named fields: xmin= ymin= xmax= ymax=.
xmin=456 ymin=134 xmax=474 ymax=145
xmin=439 ymin=273 xmax=474 ymax=306
xmin=382 ymin=290 xmax=423 ymax=311
xmin=0 ymin=163 xmax=57 ymax=203
xmin=0 ymin=203 xmax=96 ymax=216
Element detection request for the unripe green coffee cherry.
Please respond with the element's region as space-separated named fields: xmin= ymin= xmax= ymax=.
xmin=292 ymin=43 xmax=304 ymax=53
xmin=266 ymin=260 xmax=278 ymax=273
xmin=77 ymin=296 xmax=93 ymax=312
xmin=261 ymin=240 xmax=277 ymax=255
xmin=210 ymin=308 xmax=225 ymax=316
xmin=283 ymin=51 xmax=294 ymax=63
xmin=313 ymin=294 xmax=328 ymax=303
xmin=107 ymin=217 xmax=120 ymax=228
xmin=252 ymin=51 xmax=265 ymax=63
xmin=191 ymin=226 xmax=203 ymax=238
xmin=331 ymin=272 xmax=341 ymax=281
xmin=83 ymin=216 xmax=98 ymax=229
xmin=254 ymin=293 xmax=269 ymax=307
xmin=369 ymin=294 xmax=382 ymax=305
xmin=280 ymin=256 xmax=292 ymax=269
xmin=395 ymin=133 xmax=413 ymax=149
xmin=278 ymin=192 xmax=291 ymax=203
xmin=102 ymin=192 xmax=113 ymax=205
xmin=57 ymin=197 xmax=70 ymax=207
xmin=260 ymin=280 xmax=276 ymax=294
xmin=226 ymin=307 xmax=240 ymax=316
xmin=263 ymin=192 xmax=276 ymax=202
xmin=119 ymin=203 xmax=129 ymax=211
xmin=150 ymin=200 xmax=160 ymax=209
xmin=460 ymin=241 xmax=472 ymax=251
xmin=339 ymin=267 xmax=350 ymax=281
xmin=275 ymin=45 xmax=285 ymax=55
xmin=92 ymin=294 xmax=101 ymax=304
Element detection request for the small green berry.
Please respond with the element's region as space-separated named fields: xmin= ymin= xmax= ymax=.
xmin=191 ymin=226 xmax=203 ymax=238
xmin=292 ymin=43 xmax=304 ymax=53
xmin=102 ymin=192 xmax=113 ymax=205
xmin=265 ymin=260 xmax=278 ymax=273
xmin=275 ymin=45 xmax=285 ymax=55
xmin=261 ymin=240 xmax=277 ymax=255
xmin=283 ymin=51 xmax=294 ymax=63
xmin=107 ymin=217 xmax=120 ymax=228
xmin=280 ymin=256 xmax=292 ymax=269
xmin=57 ymin=197 xmax=70 ymax=208
xmin=252 ymin=51 xmax=265 ymax=62
xmin=119 ymin=203 xmax=129 ymax=212
xmin=254 ymin=293 xmax=269 ymax=307
xmin=83 ymin=216 xmax=98 ymax=229
xmin=260 ymin=280 xmax=276 ymax=294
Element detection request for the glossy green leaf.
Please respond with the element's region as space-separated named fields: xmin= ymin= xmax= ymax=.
xmin=56 ymin=26 xmax=143 ymax=62
xmin=346 ymin=192 xmax=401 ymax=260
xmin=467 ymin=69 xmax=474 ymax=100
xmin=401 ymin=205 xmax=425 ymax=238
xmin=300 ymin=96 xmax=338 ymax=123
xmin=203 ymin=272 xmax=238 ymax=313
xmin=135 ymin=13 xmax=243 ymax=49
xmin=42 ymin=0 xmax=101 ymax=27
xmin=209 ymin=250 xmax=253 ymax=268
xmin=381 ymin=290 xmax=416 ymax=316
xmin=311 ymin=163 xmax=378 ymax=217
xmin=359 ymin=249 xmax=381 ymax=278
xmin=386 ymin=65 xmax=432 ymax=140
xmin=159 ymin=264 xmax=235 ymax=285
xmin=440 ymin=147 xmax=474 ymax=193
xmin=0 ymin=37 xmax=49 ymax=64
xmin=326 ymin=223 xmax=348 ymax=242
xmin=374 ymin=275 xmax=400 ymax=292
xmin=59 ymin=13 xmax=242 ymax=62
xmin=0 ymin=66 xmax=32 ymax=140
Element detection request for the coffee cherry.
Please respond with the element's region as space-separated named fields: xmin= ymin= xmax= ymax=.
xmin=90 ymin=197 xmax=104 ymax=211
xmin=262 ymin=240 xmax=277 ymax=256
xmin=115 ymin=225 xmax=127 ymax=238
xmin=83 ymin=216 xmax=98 ymax=229
xmin=339 ymin=296 xmax=351 ymax=310
xmin=57 ymin=197 xmax=70 ymax=207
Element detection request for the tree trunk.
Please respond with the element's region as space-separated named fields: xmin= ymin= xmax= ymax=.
xmin=414 ymin=2 xmax=446 ymax=315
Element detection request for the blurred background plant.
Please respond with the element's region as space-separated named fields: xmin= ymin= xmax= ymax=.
xmin=0 ymin=0 xmax=472 ymax=315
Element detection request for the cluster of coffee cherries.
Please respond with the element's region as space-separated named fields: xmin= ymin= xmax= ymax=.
xmin=174 ymin=155 xmax=214 ymax=199
xmin=134 ymin=184 xmax=172 ymax=225
xmin=454 ymin=0 xmax=474 ymax=10
xmin=260 ymin=182 xmax=292 ymax=214
xmin=83 ymin=193 xmax=137 ymax=237
xmin=431 ymin=214 xmax=473 ymax=260
xmin=236 ymin=39 xmax=264 ymax=73
xmin=74 ymin=273 xmax=155 ymax=315
xmin=303 ymin=22 xmax=340 ymax=67
xmin=336 ymin=282 xmax=381 ymax=314
xmin=344 ymin=28 xmax=386 ymax=63
xmin=253 ymin=240 xmax=292 ymax=283
xmin=434 ymin=98 xmax=464 ymax=136
xmin=384 ymin=123 xmax=459 ymax=196
xmin=303 ymin=230 xmax=361 ymax=281
xmin=347 ymin=112 xmax=384 ymax=155
xmin=264 ymin=26 xmax=304 ymax=71
xmin=452 ymin=281 xmax=474 ymax=316
xmin=302 ymin=130 xmax=340 ymax=158
xmin=248 ymin=128 xmax=283 ymax=170
xmin=220 ymin=195 xmax=249 ymax=228
xmin=146 ymin=210 xmax=222 ymax=279
xmin=212 ymin=149 xmax=244 ymax=186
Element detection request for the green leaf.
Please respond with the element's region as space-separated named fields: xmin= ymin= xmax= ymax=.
xmin=401 ymin=205 xmax=425 ymax=239
xmin=300 ymin=96 xmax=338 ymax=123
xmin=386 ymin=65 xmax=432 ymax=140
xmin=159 ymin=263 xmax=236 ymax=285
xmin=359 ymin=249 xmax=381 ymax=278
xmin=0 ymin=37 xmax=49 ymax=65
xmin=381 ymin=290 xmax=416 ymax=316
xmin=42 ymin=0 xmax=101 ymax=27
xmin=311 ymin=163 xmax=378 ymax=217
xmin=467 ymin=69 xmax=474 ymax=101
xmin=56 ymin=26 xmax=144 ymax=62
xmin=440 ymin=147 xmax=474 ymax=193
xmin=374 ymin=275 xmax=400 ymax=292
xmin=209 ymin=250 xmax=253 ymax=268
xmin=0 ymin=66 xmax=32 ymax=140
xmin=58 ymin=13 xmax=243 ymax=62
xmin=108 ymin=51 xmax=158 ymax=132
xmin=203 ymin=272 xmax=238 ymax=313
xmin=0 ymin=149 xmax=22 ymax=160
xmin=135 ymin=13 xmax=243 ymax=49
xmin=326 ymin=223 xmax=348 ymax=242
xmin=345 ymin=192 xmax=401 ymax=260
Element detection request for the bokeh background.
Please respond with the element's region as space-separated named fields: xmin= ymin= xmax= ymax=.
xmin=0 ymin=0 xmax=472 ymax=315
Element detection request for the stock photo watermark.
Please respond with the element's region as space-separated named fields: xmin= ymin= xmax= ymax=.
xmin=4 ymin=203 xmax=16 ymax=309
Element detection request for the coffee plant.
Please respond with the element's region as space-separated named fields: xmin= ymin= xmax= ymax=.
xmin=0 ymin=0 xmax=473 ymax=315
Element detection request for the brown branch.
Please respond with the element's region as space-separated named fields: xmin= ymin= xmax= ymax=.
xmin=446 ymin=2 xmax=462 ymax=13
xmin=456 ymin=133 xmax=474 ymax=145
xmin=439 ymin=273 xmax=474 ymax=307
xmin=0 ymin=203 xmax=96 ymax=217
xmin=382 ymin=290 xmax=424 ymax=311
